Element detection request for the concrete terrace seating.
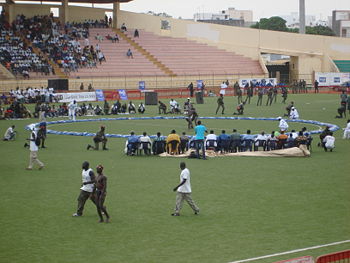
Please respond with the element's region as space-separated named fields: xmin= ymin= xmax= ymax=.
xmin=69 ymin=28 xmax=166 ymax=78
xmin=130 ymin=29 xmax=264 ymax=75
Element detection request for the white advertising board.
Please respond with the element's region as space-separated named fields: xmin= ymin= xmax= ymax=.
xmin=56 ymin=92 xmax=97 ymax=103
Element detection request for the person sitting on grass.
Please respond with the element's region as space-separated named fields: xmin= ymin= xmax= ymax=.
xmin=289 ymin=107 xmax=299 ymax=119
xmin=87 ymin=126 xmax=108 ymax=151
xmin=233 ymin=102 xmax=245 ymax=115
xmin=128 ymin=101 xmax=136 ymax=114
xmin=323 ymin=132 xmax=335 ymax=152
xmin=3 ymin=125 xmax=16 ymax=141
xmin=138 ymin=102 xmax=145 ymax=114
xmin=158 ymin=101 xmax=167 ymax=114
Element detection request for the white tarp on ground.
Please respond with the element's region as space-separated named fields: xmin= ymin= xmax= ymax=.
xmin=56 ymin=92 xmax=97 ymax=103
xmin=159 ymin=145 xmax=310 ymax=158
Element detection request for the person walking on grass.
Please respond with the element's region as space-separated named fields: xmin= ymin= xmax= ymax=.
xmin=72 ymin=161 xmax=96 ymax=217
xmin=26 ymin=125 xmax=44 ymax=170
xmin=172 ymin=162 xmax=199 ymax=216
xmin=95 ymin=165 xmax=110 ymax=223
xmin=216 ymin=94 xmax=225 ymax=114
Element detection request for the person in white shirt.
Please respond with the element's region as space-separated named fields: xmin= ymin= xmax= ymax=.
xmin=139 ymin=131 xmax=152 ymax=154
xmin=343 ymin=119 xmax=350 ymax=139
xmin=278 ymin=117 xmax=289 ymax=131
xmin=3 ymin=125 xmax=16 ymax=141
xmin=72 ymin=161 xmax=97 ymax=217
xmin=290 ymin=107 xmax=299 ymax=119
xmin=26 ymin=125 xmax=44 ymax=170
xmin=323 ymin=132 xmax=335 ymax=152
xmin=172 ymin=162 xmax=199 ymax=216
xmin=220 ymin=81 xmax=228 ymax=96
xmin=169 ymin=99 xmax=177 ymax=113
xmin=205 ymin=130 xmax=217 ymax=149
xmin=68 ymin=100 xmax=78 ymax=121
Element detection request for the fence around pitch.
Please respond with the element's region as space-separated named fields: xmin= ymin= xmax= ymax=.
xmin=316 ymin=250 xmax=350 ymax=263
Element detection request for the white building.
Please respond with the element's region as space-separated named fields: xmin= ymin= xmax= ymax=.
xmin=194 ymin=7 xmax=253 ymax=22
xmin=281 ymin=12 xmax=316 ymax=28
xmin=332 ymin=10 xmax=350 ymax=38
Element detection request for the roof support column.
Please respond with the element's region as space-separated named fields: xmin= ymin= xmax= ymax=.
xmin=60 ymin=0 xmax=69 ymax=24
xmin=112 ymin=1 xmax=119 ymax=29
xmin=4 ymin=0 xmax=15 ymax=23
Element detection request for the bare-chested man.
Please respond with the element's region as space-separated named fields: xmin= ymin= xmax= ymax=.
xmin=95 ymin=165 xmax=110 ymax=223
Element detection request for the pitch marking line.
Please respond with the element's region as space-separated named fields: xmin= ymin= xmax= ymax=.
xmin=228 ymin=239 xmax=350 ymax=263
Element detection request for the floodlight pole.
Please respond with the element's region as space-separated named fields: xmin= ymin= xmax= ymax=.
xmin=299 ymin=0 xmax=305 ymax=34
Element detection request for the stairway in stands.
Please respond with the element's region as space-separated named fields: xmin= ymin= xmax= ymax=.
xmin=130 ymin=29 xmax=264 ymax=76
xmin=69 ymin=28 xmax=166 ymax=78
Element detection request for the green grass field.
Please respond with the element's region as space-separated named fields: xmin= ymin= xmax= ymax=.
xmin=0 ymin=93 xmax=349 ymax=263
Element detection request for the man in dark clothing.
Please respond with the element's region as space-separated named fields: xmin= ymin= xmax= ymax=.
xmin=216 ymin=94 xmax=225 ymax=114
xmin=103 ymin=100 xmax=109 ymax=115
xmin=266 ymin=88 xmax=273 ymax=106
xmin=314 ymin=80 xmax=319 ymax=93
xmin=336 ymin=104 xmax=346 ymax=118
xmin=87 ymin=126 xmax=108 ymax=150
xmin=158 ymin=101 xmax=167 ymax=114
xmin=237 ymin=88 xmax=243 ymax=104
xmin=257 ymin=88 xmax=263 ymax=106
xmin=281 ymin=87 xmax=288 ymax=104
xmin=188 ymin=82 xmax=194 ymax=97
xmin=234 ymin=102 xmax=245 ymax=115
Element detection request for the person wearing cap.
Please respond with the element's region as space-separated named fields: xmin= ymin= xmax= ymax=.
xmin=95 ymin=165 xmax=110 ymax=223
xmin=278 ymin=117 xmax=289 ymax=131
xmin=289 ymin=107 xmax=299 ymax=119
xmin=87 ymin=126 xmax=108 ymax=150
xmin=72 ymin=161 xmax=96 ymax=217
xmin=26 ymin=125 xmax=44 ymax=170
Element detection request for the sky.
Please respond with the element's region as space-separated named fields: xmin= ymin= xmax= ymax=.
xmin=119 ymin=0 xmax=350 ymax=21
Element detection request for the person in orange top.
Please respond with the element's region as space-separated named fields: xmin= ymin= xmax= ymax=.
xmin=276 ymin=131 xmax=288 ymax=149
xmin=166 ymin=130 xmax=180 ymax=154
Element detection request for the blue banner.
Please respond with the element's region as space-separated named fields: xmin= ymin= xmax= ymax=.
xmin=197 ymin=80 xmax=203 ymax=89
xmin=139 ymin=81 xmax=146 ymax=91
xmin=118 ymin=89 xmax=128 ymax=100
xmin=95 ymin=89 xmax=105 ymax=101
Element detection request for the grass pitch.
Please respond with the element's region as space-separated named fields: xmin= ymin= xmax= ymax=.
xmin=0 ymin=93 xmax=349 ymax=263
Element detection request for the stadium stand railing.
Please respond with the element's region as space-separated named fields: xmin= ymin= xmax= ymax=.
xmin=316 ymin=250 xmax=350 ymax=263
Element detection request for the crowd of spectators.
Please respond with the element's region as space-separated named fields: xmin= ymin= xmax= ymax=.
xmin=0 ymin=19 xmax=53 ymax=78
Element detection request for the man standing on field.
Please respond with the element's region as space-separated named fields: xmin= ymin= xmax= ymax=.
xmin=172 ymin=162 xmax=199 ymax=216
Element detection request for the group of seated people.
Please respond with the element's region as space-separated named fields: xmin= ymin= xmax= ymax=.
xmin=124 ymin=128 xmax=313 ymax=156
xmin=103 ymin=100 xmax=146 ymax=115
xmin=0 ymin=29 xmax=53 ymax=78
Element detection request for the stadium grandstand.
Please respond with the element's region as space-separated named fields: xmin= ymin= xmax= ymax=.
xmin=0 ymin=0 xmax=349 ymax=92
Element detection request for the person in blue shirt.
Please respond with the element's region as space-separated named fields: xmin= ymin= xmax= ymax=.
xmin=194 ymin=121 xmax=207 ymax=159
xmin=241 ymin=130 xmax=256 ymax=151
xmin=127 ymin=131 xmax=139 ymax=155
xmin=217 ymin=130 xmax=230 ymax=152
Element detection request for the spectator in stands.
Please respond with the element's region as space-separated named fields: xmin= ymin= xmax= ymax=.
xmin=88 ymin=83 xmax=93 ymax=91
xmin=80 ymin=83 xmax=84 ymax=90
xmin=121 ymin=23 xmax=127 ymax=32
xmin=112 ymin=34 xmax=119 ymax=43
xmin=134 ymin=29 xmax=139 ymax=38
xmin=126 ymin=49 xmax=133 ymax=59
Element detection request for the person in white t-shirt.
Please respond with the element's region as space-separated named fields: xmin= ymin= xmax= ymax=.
xmin=172 ymin=162 xmax=199 ymax=216
xmin=323 ymin=132 xmax=335 ymax=152
xmin=219 ymin=82 xmax=227 ymax=96
xmin=68 ymin=100 xmax=78 ymax=121
xmin=72 ymin=161 xmax=97 ymax=217
xmin=289 ymin=107 xmax=299 ymax=119
xmin=26 ymin=126 xmax=44 ymax=170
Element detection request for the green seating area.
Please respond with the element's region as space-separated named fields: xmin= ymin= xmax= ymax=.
xmin=334 ymin=60 xmax=350 ymax=72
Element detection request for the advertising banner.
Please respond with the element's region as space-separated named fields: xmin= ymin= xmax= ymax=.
xmin=118 ymin=89 xmax=128 ymax=100
xmin=315 ymin=72 xmax=350 ymax=86
xmin=139 ymin=81 xmax=146 ymax=91
xmin=56 ymin=92 xmax=97 ymax=103
xmin=95 ymin=89 xmax=105 ymax=101
xmin=239 ymin=78 xmax=277 ymax=88
xmin=103 ymin=90 xmax=120 ymax=101
xmin=197 ymin=80 xmax=203 ymax=90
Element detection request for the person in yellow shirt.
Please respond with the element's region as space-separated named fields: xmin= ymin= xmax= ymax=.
xmin=166 ymin=130 xmax=180 ymax=154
